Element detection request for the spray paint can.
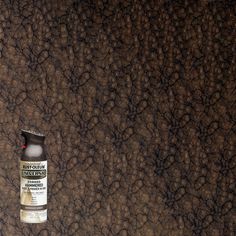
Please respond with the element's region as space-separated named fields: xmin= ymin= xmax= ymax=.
xmin=20 ymin=129 xmax=47 ymax=223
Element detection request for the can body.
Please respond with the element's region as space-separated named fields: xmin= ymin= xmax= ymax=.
xmin=20 ymin=130 xmax=47 ymax=223
xmin=20 ymin=160 xmax=47 ymax=223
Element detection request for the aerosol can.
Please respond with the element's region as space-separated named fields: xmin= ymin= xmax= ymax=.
xmin=20 ymin=129 xmax=47 ymax=223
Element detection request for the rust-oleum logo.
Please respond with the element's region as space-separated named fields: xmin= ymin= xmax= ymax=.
xmin=22 ymin=164 xmax=46 ymax=179
xmin=22 ymin=170 xmax=46 ymax=179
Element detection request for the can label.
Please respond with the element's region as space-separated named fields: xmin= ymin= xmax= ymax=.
xmin=20 ymin=161 xmax=47 ymax=206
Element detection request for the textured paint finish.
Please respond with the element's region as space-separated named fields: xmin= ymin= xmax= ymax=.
xmin=0 ymin=0 xmax=235 ymax=235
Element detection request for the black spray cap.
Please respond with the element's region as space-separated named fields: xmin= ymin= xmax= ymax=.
xmin=21 ymin=129 xmax=45 ymax=146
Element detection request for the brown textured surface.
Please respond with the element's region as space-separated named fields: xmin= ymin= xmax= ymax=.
xmin=0 ymin=0 xmax=235 ymax=235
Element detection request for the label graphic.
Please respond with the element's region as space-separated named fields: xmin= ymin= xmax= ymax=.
xmin=20 ymin=161 xmax=47 ymax=207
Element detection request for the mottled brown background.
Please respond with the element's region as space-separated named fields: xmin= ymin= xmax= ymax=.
xmin=0 ymin=0 xmax=235 ymax=235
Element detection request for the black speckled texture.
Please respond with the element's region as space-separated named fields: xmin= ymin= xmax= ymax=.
xmin=0 ymin=0 xmax=235 ymax=235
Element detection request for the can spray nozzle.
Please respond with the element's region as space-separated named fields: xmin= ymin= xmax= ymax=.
xmin=21 ymin=129 xmax=45 ymax=158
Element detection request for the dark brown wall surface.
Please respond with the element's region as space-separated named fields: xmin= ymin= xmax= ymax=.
xmin=0 ymin=0 xmax=235 ymax=235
